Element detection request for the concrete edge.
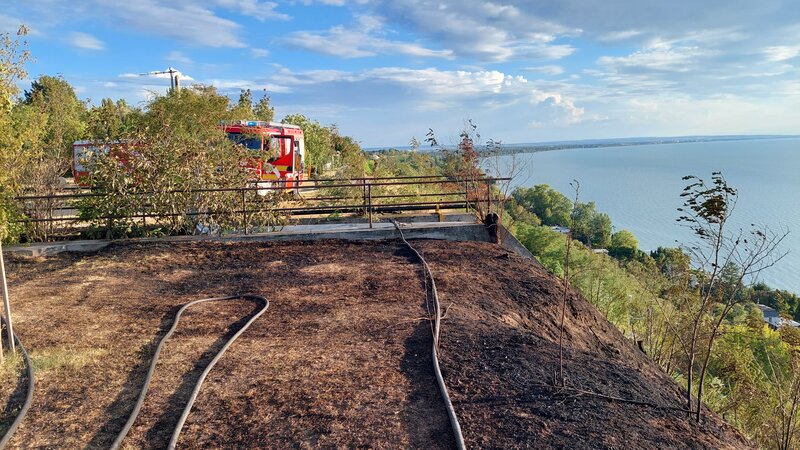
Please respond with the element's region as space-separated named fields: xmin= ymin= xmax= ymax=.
xmin=139 ymin=223 xmax=494 ymax=247
xmin=4 ymin=222 xmax=492 ymax=257
xmin=5 ymin=218 xmax=541 ymax=269
xmin=4 ymin=240 xmax=111 ymax=257
xmin=293 ymin=212 xmax=477 ymax=225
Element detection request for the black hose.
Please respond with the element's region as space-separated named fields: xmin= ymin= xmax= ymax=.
xmin=0 ymin=316 xmax=35 ymax=450
xmin=111 ymin=294 xmax=269 ymax=450
xmin=391 ymin=220 xmax=466 ymax=450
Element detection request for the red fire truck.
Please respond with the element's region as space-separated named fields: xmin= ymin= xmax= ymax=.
xmin=72 ymin=121 xmax=306 ymax=189
xmin=72 ymin=140 xmax=132 ymax=186
xmin=222 ymin=120 xmax=306 ymax=189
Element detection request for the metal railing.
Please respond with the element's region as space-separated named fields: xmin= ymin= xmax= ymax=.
xmin=12 ymin=175 xmax=510 ymax=240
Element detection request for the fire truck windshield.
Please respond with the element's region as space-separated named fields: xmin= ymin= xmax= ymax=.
xmin=227 ymin=133 xmax=262 ymax=151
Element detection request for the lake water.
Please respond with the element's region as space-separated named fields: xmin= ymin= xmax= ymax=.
xmin=500 ymin=138 xmax=800 ymax=294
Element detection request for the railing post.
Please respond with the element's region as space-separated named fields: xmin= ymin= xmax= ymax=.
xmin=486 ymin=178 xmax=491 ymax=216
xmin=362 ymin=178 xmax=367 ymax=216
xmin=47 ymin=197 xmax=53 ymax=240
xmin=368 ymin=182 xmax=373 ymax=229
xmin=241 ymin=189 xmax=248 ymax=235
xmin=463 ymin=179 xmax=469 ymax=212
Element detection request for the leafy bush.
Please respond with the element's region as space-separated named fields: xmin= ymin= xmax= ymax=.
xmin=77 ymin=87 xmax=288 ymax=238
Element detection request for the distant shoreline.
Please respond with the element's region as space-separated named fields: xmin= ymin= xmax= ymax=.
xmin=367 ymin=134 xmax=800 ymax=155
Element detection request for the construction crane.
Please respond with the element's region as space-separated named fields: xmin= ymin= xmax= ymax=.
xmin=140 ymin=67 xmax=182 ymax=91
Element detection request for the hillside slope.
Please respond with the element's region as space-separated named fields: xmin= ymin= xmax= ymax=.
xmin=0 ymin=239 xmax=751 ymax=448
xmin=424 ymin=240 xmax=751 ymax=449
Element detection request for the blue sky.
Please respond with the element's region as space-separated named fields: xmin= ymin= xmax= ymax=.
xmin=2 ymin=0 xmax=799 ymax=147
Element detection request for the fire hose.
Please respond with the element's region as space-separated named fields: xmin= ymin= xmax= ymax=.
xmin=0 ymin=316 xmax=34 ymax=450
xmin=2 ymin=251 xmax=461 ymax=448
xmin=111 ymin=294 xmax=269 ymax=450
xmin=391 ymin=220 xmax=467 ymax=450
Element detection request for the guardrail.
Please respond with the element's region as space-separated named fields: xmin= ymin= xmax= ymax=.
xmin=12 ymin=176 xmax=510 ymax=240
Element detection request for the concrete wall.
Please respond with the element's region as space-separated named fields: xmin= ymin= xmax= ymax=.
xmin=4 ymin=217 xmax=541 ymax=270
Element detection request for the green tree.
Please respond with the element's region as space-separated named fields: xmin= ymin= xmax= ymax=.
xmin=231 ymin=89 xmax=274 ymax=123
xmin=81 ymin=85 xmax=286 ymax=237
xmin=515 ymin=223 xmax=567 ymax=275
xmin=20 ymin=75 xmax=86 ymax=239
xmin=750 ymin=283 xmax=800 ymax=319
xmin=230 ymin=89 xmax=255 ymax=118
xmin=506 ymin=201 xmax=541 ymax=227
xmin=651 ymin=246 xmax=691 ymax=279
xmin=0 ymin=26 xmax=31 ymax=241
xmin=282 ymin=113 xmax=334 ymax=175
xmin=253 ymin=92 xmax=274 ymax=122
xmin=0 ymin=26 xmax=29 ymax=109
xmin=571 ymin=201 xmax=612 ymax=248
xmin=611 ymin=229 xmax=638 ymax=250
xmin=23 ymin=75 xmax=87 ymax=157
xmin=87 ymin=98 xmax=138 ymax=140
xmin=780 ymin=327 xmax=800 ymax=347
xmin=331 ymin=127 xmax=366 ymax=178
xmin=675 ymin=172 xmax=787 ymax=421
xmin=608 ymin=229 xmax=639 ymax=260
xmin=511 ymin=184 xmax=572 ymax=226
xmin=0 ymin=27 xmax=77 ymax=242
xmin=144 ymin=84 xmax=232 ymax=139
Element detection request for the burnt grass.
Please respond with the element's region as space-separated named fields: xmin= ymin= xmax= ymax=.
xmin=0 ymin=239 xmax=752 ymax=449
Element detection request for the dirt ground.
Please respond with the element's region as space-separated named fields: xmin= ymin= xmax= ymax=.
xmin=0 ymin=239 xmax=752 ymax=449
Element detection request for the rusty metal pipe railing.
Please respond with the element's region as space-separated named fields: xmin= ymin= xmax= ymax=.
xmin=14 ymin=177 xmax=509 ymax=200
xmin=11 ymin=176 xmax=506 ymax=239
xmin=11 ymin=201 xmax=474 ymax=224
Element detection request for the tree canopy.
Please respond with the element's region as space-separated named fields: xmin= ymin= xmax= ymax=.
xmin=23 ymin=75 xmax=88 ymax=156
xmin=611 ymin=229 xmax=638 ymax=250
xmin=511 ymin=184 xmax=572 ymax=226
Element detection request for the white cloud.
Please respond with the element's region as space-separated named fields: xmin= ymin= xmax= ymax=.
xmin=7 ymin=0 xmax=248 ymax=48
xmin=266 ymin=66 xmax=585 ymax=128
xmin=206 ymin=78 xmax=291 ymax=93
xmin=0 ymin=14 xmax=38 ymax=35
xmin=107 ymin=1 xmax=247 ymax=47
xmin=69 ymin=32 xmax=104 ymax=50
xmin=294 ymin=0 xmax=350 ymax=5
xmin=118 ymin=69 xmax=195 ymax=82
xmin=522 ymin=65 xmax=565 ymax=76
xmin=212 ymin=0 xmax=291 ymax=21
xmin=364 ymin=67 xmax=520 ymax=95
xmin=372 ymin=0 xmax=577 ymax=61
xmin=284 ymin=25 xmax=454 ymax=59
xmin=586 ymin=25 xmax=800 ymax=103
xmin=597 ymin=30 xmax=642 ymax=42
xmin=362 ymin=0 xmax=799 ymax=68
xmin=619 ymin=93 xmax=798 ymax=135
xmin=271 ymin=68 xmax=353 ymax=85
xmin=251 ymin=48 xmax=270 ymax=58
xmin=166 ymin=51 xmax=192 ymax=64
xmin=355 ymin=14 xmax=383 ymax=31
xmin=530 ymin=91 xmax=585 ymax=126
xmin=598 ymin=41 xmax=709 ymax=73
xmin=764 ymin=45 xmax=800 ymax=62
xmin=8 ymin=0 xmax=800 ymax=145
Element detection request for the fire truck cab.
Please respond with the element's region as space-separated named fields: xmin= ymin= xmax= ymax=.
xmin=72 ymin=140 xmax=132 ymax=186
xmin=223 ymin=120 xmax=306 ymax=188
